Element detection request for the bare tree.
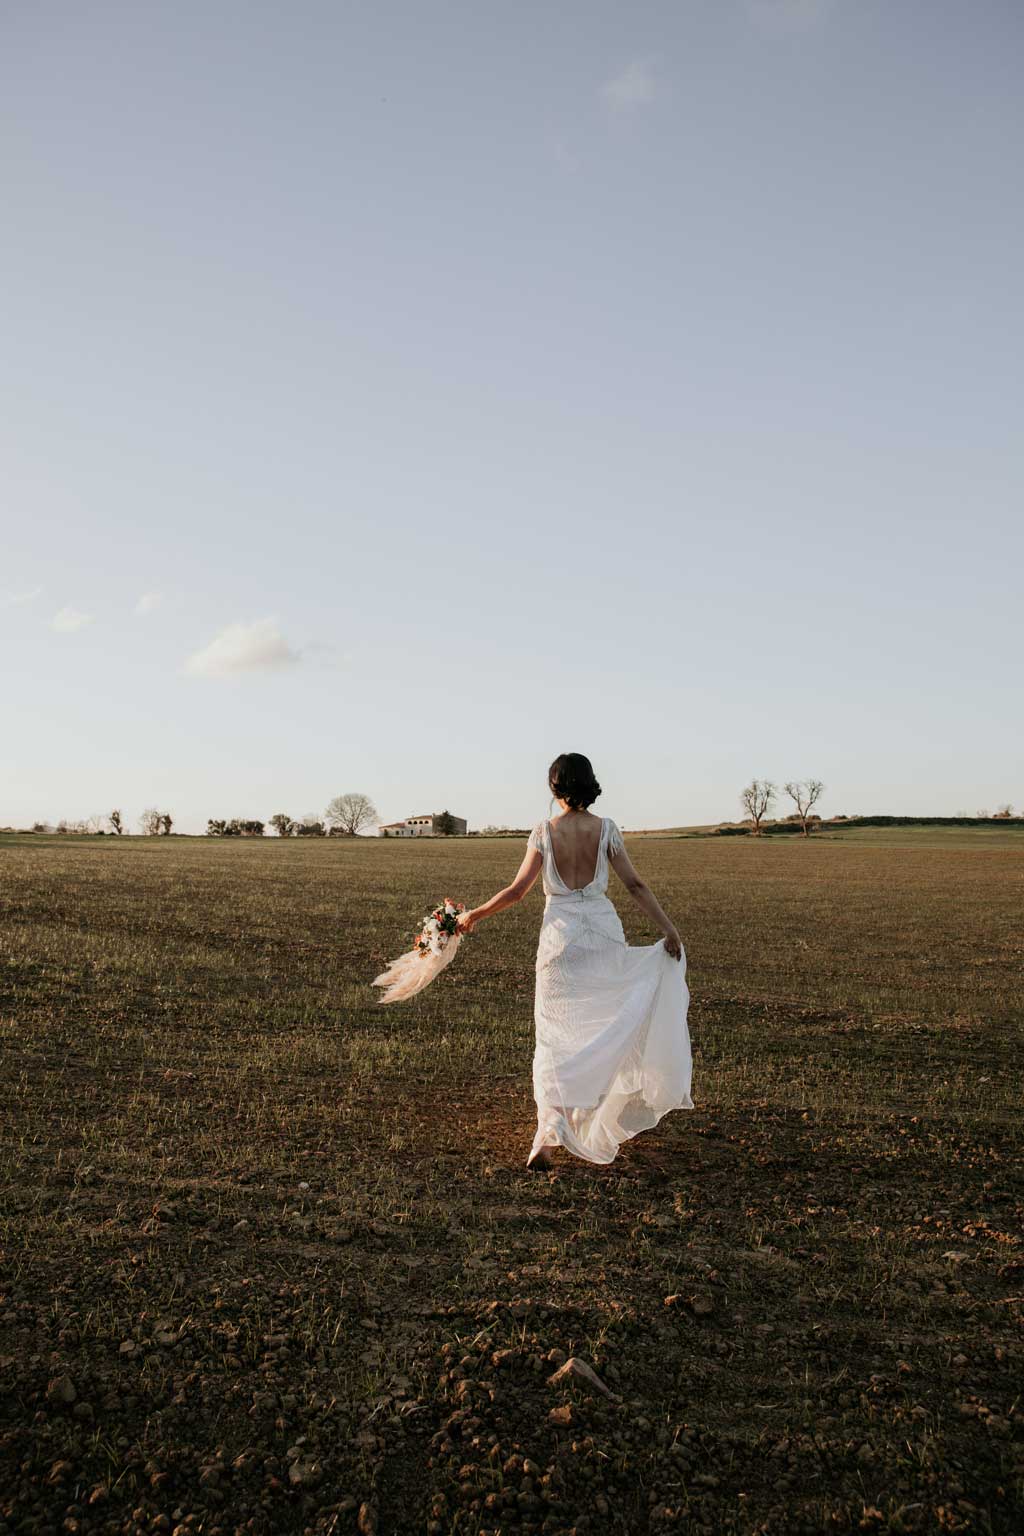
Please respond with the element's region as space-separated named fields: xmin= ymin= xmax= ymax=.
xmin=269 ymin=813 xmax=295 ymax=838
xmin=108 ymin=809 xmax=124 ymax=835
xmin=739 ymin=780 xmax=776 ymax=835
xmin=783 ymin=779 xmax=825 ymax=837
xmin=139 ymin=808 xmax=172 ymax=835
xmin=325 ymin=792 xmax=378 ymax=836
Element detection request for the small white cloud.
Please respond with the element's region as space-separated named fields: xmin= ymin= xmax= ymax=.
xmin=135 ymin=592 xmax=162 ymax=616
xmin=52 ymin=606 xmax=93 ymax=633
xmin=603 ymin=59 xmax=656 ymax=111
xmin=184 ymin=617 xmax=301 ymax=679
xmin=2 ymin=585 xmax=42 ymax=607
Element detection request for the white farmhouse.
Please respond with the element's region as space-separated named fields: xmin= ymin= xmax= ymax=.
xmin=378 ymin=812 xmax=468 ymax=837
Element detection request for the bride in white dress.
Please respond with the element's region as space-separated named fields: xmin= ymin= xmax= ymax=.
xmin=457 ymin=753 xmax=692 ymax=1170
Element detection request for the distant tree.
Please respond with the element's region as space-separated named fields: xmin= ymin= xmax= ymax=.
xmin=783 ymin=779 xmax=825 ymax=837
xmin=740 ymin=780 xmax=776 ymax=836
xmin=294 ymin=817 xmax=327 ymax=837
xmin=325 ymin=792 xmax=378 ymax=836
xmin=207 ymin=818 xmax=265 ymax=837
xmin=159 ymin=813 xmax=173 ymax=836
xmin=108 ymin=809 xmax=124 ymax=835
xmin=140 ymin=808 xmax=162 ymax=836
xmin=435 ymin=810 xmax=457 ymax=836
xmin=31 ymin=821 xmax=51 ymax=834
xmin=994 ymin=803 xmax=1015 ymax=819
xmin=270 ymin=813 xmax=295 ymax=838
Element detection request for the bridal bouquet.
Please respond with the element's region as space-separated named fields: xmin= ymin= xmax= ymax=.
xmin=372 ymin=897 xmax=467 ymax=1004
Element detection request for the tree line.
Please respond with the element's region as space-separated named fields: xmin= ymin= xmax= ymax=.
xmin=19 ymin=793 xmax=378 ymax=838
xmin=16 ymin=783 xmax=1022 ymax=839
xmin=24 ymin=808 xmax=173 ymax=836
xmin=737 ymin=781 xmax=1020 ymax=835
xmin=207 ymin=793 xmax=379 ymax=838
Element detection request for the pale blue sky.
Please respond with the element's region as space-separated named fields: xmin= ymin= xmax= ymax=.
xmin=2 ymin=1 xmax=1021 ymax=833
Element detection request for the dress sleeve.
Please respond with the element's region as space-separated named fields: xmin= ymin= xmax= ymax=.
xmin=527 ymin=821 xmax=545 ymax=854
xmin=607 ymin=819 xmax=625 ymax=858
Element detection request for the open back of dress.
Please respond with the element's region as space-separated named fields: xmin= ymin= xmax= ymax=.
xmin=526 ymin=816 xmax=693 ymax=1165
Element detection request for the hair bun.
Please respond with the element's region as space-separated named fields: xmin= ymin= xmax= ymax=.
xmin=548 ymin=753 xmax=602 ymax=811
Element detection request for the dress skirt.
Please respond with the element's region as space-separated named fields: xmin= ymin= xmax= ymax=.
xmin=528 ymin=889 xmax=693 ymax=1166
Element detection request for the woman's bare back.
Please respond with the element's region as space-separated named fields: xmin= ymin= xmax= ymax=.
xmin=547 ymin=810 xmax=604 ymax=891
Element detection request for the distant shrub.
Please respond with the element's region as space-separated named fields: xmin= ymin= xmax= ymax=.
xmin=823 ymin=815 xmax=1023 ymax=830
xmin=294 ymin=819 xmax=326 ymax=838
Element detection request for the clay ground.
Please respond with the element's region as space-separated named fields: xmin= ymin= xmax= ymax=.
xmin=1 ymin=828 xmax=1021 ymax=1535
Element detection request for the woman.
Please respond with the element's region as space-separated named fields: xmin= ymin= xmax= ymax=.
xmin=457 ymin=753 xmax=692 ymax=1169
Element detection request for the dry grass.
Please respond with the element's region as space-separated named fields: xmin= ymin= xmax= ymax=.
xmin=1 ymin=829 xmax=1021 ymax=1535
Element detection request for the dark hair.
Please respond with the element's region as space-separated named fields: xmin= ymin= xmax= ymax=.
xmin=548 ymin=753 xmax=602 ymax=811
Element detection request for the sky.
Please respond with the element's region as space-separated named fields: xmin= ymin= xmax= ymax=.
xmin=2 ymin=0 xmax=1022 ymax=834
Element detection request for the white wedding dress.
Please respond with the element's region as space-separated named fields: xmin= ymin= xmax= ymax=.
xmin=527 ymin=816 xmax=693 ymax=1166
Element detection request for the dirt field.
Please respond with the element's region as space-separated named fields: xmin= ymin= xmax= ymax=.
xmin=1 ymin=828 xmax=1021 ymax=1535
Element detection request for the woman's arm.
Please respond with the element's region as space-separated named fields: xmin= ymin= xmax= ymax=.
xmin=456 ymin=846 xmax=542 ymax=933
xmin=608 ymin=845 xmax=683 ymax=960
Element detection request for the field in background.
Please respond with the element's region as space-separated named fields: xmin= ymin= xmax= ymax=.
xmin=633 ymin=823 xmax=1024 ymax=849
xmin=1 ymin=829 xmax=1021 ymax=1535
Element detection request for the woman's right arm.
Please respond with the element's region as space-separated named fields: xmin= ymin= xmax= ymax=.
xmin=456 ymin=846 xmax=542 ymax=933
xmin=608 ymin=845 xmax=683 ymax=960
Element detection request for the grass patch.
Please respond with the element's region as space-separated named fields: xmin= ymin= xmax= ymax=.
xmin=1 ymin=830 xmax=1021 ymax=1533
